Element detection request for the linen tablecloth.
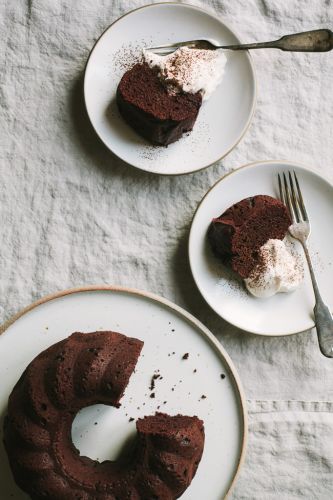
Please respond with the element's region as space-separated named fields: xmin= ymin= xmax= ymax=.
xmin=1 ymin=0 xmax=333 ymax=498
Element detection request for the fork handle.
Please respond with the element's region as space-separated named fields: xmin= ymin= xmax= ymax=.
xmin=221 ymin=29 xmax=333 ymax=52
xmin=302 ymin=244 xmax=333 ymax=358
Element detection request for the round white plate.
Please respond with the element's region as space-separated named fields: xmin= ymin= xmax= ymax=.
xmin=84 ymin=2 xmax=256 ymax=175
xmin=189 ymin=161 xmax=333 ymax=336
xmin=0 ymin=286 xmax=246 ymax=500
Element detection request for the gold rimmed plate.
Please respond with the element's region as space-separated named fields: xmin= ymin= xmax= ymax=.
xmin=189 ymin=160 xmax=333 ymax=335
xmin=84 ymin=2 xmax=256 ymax=175
xmin=0 ymin=286 xmax=247 ymax=499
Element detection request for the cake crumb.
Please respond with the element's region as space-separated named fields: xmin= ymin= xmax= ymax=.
xmin=149 ymin=372 xmax=160 ymax=391
xmin=150 ymin=393 xmax=155 ymax=398
xmin=220 ymin=373 xmax=226 ymax=379
xmin=182 ymin=353 xmax=189 ymax=360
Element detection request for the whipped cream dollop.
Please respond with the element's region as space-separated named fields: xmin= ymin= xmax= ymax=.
xmin=143 ymin=47 xmax=227 ymax=100
xmin=245 ymin=239 xmax=304 ymax=298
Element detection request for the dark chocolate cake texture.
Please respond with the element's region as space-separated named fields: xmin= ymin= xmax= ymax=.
xmin=208 ymin=194 xmax=291 ymax=278
xmin=117 ymin=63 xmax=202 ymax=146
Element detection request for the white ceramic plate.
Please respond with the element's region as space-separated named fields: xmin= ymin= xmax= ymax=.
xmin=189 ymin=161 xmax=333 ymax=336
xmin=0 ymin=286 xmax=246 ymax=499
xmin=84 ymin=3 xmax=256 ymax=175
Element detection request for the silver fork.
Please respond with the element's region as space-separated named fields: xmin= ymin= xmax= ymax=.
xmin=148 ymin=29 xmax=333 ymax=55
xmin=278 ymin=171 xmax=333 ymax=358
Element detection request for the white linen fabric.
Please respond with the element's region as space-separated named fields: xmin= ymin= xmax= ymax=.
xmin=1 ymin=0 xmax=333 ymax=498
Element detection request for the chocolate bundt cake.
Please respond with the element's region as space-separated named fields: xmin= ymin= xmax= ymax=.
xmin=117 ymin=63 xmax=202 ymax=146
xmin=4 ymin=331 xmax=204 ymax=499
xmin=208 ymin=195 xmax=291 ymax=278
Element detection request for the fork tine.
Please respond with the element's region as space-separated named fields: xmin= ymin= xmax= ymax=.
xmin=293 ymin=171 xmax=309 ymax=221
xmin=288 ymin=171 xmax=301 ymax=223
xmin=282 ymin=172 xmax=296 ymax=222
xmin=278 ymin=173 xmax=286 ymax=205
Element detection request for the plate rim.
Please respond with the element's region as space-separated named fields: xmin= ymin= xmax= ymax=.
xmin=188 ymin=159 xmax=333 ymax=336
xmin=83 ymin=1 xmax=257 ymax=176
xmin=0 ymin=284 xmax=247 ymax=499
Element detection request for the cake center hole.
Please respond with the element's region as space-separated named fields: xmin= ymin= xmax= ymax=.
xmin=71 ymin=404 xmax=136 ymax=463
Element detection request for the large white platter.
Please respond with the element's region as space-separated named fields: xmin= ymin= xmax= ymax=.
xmin=84 ymin=2 xmax=256 ymax=175
xmin=189 ymin=160 xmax=333 ymax=336
xmin=0 ymin=286 xmax=246 ymax=499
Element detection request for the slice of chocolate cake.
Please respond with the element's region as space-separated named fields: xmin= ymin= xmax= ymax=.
xmin=208 ymin=195 xmax=291 ymax=278
xmin=135 ymin=412 xmax=205 ymax=498
xmin=117 ymin=63 xmax=202 ymax=146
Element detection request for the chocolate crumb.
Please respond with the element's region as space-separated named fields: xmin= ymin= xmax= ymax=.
xmin=150 ymin=393 xmax=155 ymax=398
xmin=94 ymin=422 xmax=97 ymax=425
xmin=150 ymin=372 xmax=161 ymax=391
xmin=129 ymin=417 xmax=134 ymax=422
xmin=193 ymin=369 xmax=197 ymax=373
xmin=201 ymin=395 xmax=207 ymax=399
xmin=220 ymin=373 xmax=226 ymax=379
xmin=163 ymin=401 xmax=167 ymax=404
xmin=182 ymin=353 xmax=189 ymax=360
